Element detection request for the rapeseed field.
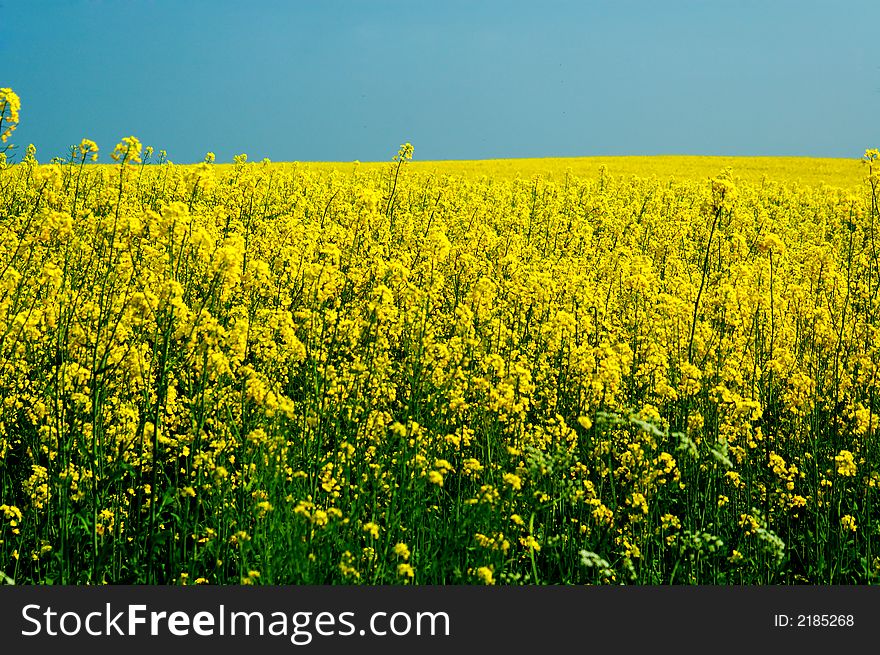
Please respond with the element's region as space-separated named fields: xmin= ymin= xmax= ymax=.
xmin=1 ymin=87 xmax=878 ymax=584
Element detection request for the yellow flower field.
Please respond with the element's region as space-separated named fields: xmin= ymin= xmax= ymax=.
xmin=311 ymin=154 xmax=865 ymax=189
xmin=1 ymin=89 xmax=879 ymax=584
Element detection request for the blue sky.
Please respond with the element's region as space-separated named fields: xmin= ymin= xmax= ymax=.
xmin=1 ymin=0 xmax=878 ymax=162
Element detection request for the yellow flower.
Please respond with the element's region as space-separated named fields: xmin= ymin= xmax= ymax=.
xmin=393 ymin=542 xmax=410 ymax=560
xmin=111 ymin=135 xmax=142 ymax=164
xmin=397 ymin=563 xmax=414 ymax=579
xmin=591 ymin=503 xmax=614 ymax=526
xmin=339 ymin=551 xmax=360 ymax=580
xmin=758 ymin=233 xmax=786 ymax=255
xmin=394 ymin=142 xmax=414 ymax=162
xmin=475 ymin=566 xmax=495 ymax=585
xmin=0 ymin=504 xmax=22 ymax=523
xmin=577 ymin=415 xmax=593 ymax=430
xmin=362 ymin=521 xmax=380 ymax=539
xmin=840 ymin=515 xmax=857 ymax=533
xmin=789 ymin=495 xmax=807 ymax=509
xmin=502 ymin=473 xmax=522 ymax=490
xmin=462 ymin=458 xmax=483 ymax=475
xmin=835 ymin=450 xmax=857 ymax=477
xmin=660 ymin=513 xmax=681 ymax=531
xmin=520 ymin=535 xmax=541 ymax=552
xmin=77 ymin=138 xmax=99 ymax=162
xmin=628 ymin=492 xmax=648 ymax=514
xmin=0 ymin=88 xmax=21 ymax=143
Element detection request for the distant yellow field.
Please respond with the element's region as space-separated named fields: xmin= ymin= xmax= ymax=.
xmin=236 ymin=155 xmax=867 ymax=190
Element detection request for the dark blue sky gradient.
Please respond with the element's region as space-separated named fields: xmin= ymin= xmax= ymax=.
xmin=1 ymin=0 xmax=878 ymax=162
